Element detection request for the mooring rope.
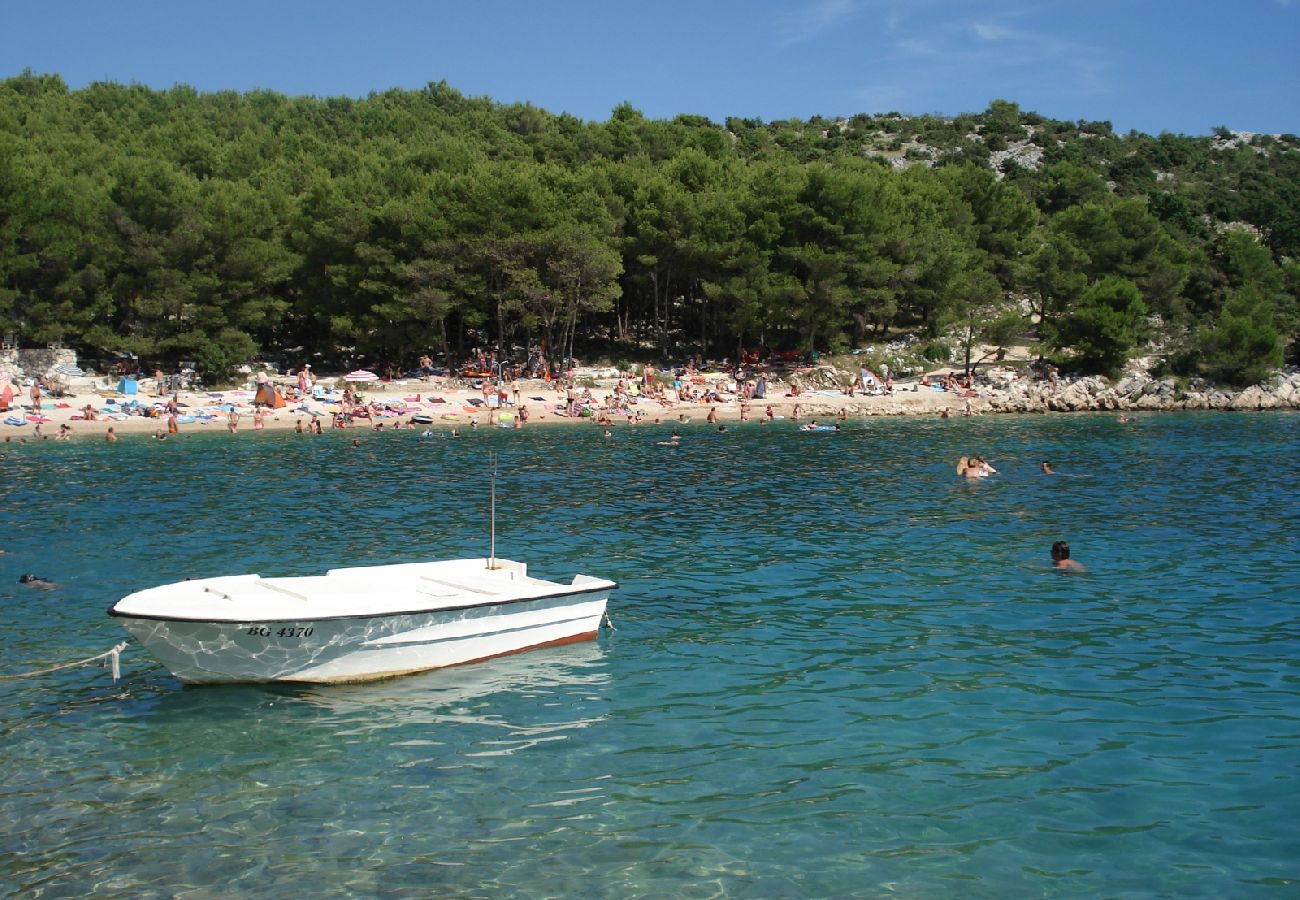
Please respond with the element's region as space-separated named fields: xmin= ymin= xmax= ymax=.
xmin=0 ymin=641 xmax=129 ymax=682
xmin=603 ymin=610 xmax=616 ymax=631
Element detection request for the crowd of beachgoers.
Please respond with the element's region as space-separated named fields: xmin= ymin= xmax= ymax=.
xmin=2 ymin=357 xmax=999 ymax=444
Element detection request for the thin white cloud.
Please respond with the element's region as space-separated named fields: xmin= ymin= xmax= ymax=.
xmin=973 ymin=22 xmax=1021 ymax=41
xmin=849 ymin=3 xmax=1115 ymax=114
xmin=777 ymin=0 xmax=860 ymax=45
xmin=895 ymin=37 xmax=938 ymax=56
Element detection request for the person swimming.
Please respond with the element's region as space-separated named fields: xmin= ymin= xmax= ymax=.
xmin=958 ymin=455 xmax=996 ymax=478
xmin=1041 ymin=460 xmax=1055 ymax=474
xmin=19 ymin=573 xmax=56 ymax=589
xmin=1051 ymin=540 xmax=1086 ymax=573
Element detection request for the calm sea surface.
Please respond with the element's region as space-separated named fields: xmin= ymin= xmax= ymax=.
xmin=1 ymin=412 xmax=1298 ymax=898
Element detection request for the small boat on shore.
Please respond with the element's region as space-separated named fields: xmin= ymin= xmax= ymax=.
xmin=108 ymin=558 xmax=616 ymax=685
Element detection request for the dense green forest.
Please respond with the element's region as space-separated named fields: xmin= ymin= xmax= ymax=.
xmin=2 ymin=72 xmax=1297 ymax=384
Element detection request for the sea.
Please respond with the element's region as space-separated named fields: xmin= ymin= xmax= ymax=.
xmin=1 ymin=411 xmax=1297 ymax=898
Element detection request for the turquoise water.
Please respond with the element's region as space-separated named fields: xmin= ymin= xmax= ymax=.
xmin=1 ymin=413 xmax=1298 ymax=897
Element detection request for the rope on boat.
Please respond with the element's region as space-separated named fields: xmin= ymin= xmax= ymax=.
xmin=603 ymin=610 xmax=616 ymax=631
xmin=0 ymin=641 xmax=129 ymax=683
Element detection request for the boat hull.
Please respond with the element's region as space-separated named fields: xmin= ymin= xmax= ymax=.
xmin=114 ymin=590 xmax=610 ymax=684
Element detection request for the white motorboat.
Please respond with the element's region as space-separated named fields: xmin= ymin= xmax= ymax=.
xmin=108 ymin=558 xmax=616 ymax=685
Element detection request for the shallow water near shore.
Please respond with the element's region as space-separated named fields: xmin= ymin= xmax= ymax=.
xmin=2 ymin=412 xmax=1298 ymax=897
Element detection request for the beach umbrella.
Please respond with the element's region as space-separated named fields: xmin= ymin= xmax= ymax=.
xmin=344 ymin=370 xmax=379 ymax=382
xmin=54 ymin=363 xmax=85 ymax=377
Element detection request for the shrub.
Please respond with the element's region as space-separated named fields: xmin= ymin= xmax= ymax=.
xmin=1197 ymin=288 xmax=1283 ymax=386
xmin=1057 ymin=277 xmax=1146 ymax=376
xmin=921 ymin=342 xmax=951 ymax=363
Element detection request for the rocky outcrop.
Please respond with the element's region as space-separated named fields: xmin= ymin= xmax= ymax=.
xmin=783 ymin=369 xmax=1300 ymax=419
xmin=3 ymin=348 xmax=80 ymax=381
xmin=979 ymin=370 xmax=1300 ymax=414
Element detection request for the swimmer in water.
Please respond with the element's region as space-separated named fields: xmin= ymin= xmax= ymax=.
xmin=19 ymin=573 xmax=57 ymax=589
xmin=1041 ymin=460 xmax=1055 ymax=474
xmin=1051 ymin=541 xmax=1086 ymax=573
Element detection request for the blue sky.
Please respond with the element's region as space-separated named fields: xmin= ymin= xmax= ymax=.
xmin=3 ymin=0 xmax=1297 ymax=136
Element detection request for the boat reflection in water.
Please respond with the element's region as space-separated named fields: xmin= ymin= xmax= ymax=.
xmin=283 ymin=641 xmax=613 ymax=750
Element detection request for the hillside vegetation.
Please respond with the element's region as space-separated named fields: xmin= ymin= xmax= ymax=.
xmin=1 ymin=74 xmax=1296 ymax=385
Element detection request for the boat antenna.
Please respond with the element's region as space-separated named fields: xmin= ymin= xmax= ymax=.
xmin=488 ymin=451 xmax=498 ymax=570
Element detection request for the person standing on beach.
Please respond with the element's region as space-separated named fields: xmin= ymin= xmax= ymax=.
xmin=227 ymin=406 xmax=239 ymax=434
xmin=29 ymin=379 xmax=41 ymax=411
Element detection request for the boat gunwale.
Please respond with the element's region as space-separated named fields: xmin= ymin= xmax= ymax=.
xmin=106 ymin=580 xmax=617 ymax=625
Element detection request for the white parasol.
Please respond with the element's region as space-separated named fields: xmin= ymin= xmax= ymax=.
xmin=344 ymin=370 xmax=379 ymax=383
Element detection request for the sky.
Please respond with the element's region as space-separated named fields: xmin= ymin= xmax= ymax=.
xmin=3 ymin=0 xmax=1297 ymax=137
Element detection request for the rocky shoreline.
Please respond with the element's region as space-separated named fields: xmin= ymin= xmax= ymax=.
xmin=978 ymin=370 xmax=1300 ymax=414
xmin=780 ymin=368 xmax=1300 ymax=419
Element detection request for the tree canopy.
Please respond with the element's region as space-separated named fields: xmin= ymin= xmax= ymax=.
xmin=2 ymin=73 xmax=1297 ymax=382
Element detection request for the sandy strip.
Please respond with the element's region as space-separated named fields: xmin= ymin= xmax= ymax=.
xmin=3 ymin=377 xmax=968 ymax=441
